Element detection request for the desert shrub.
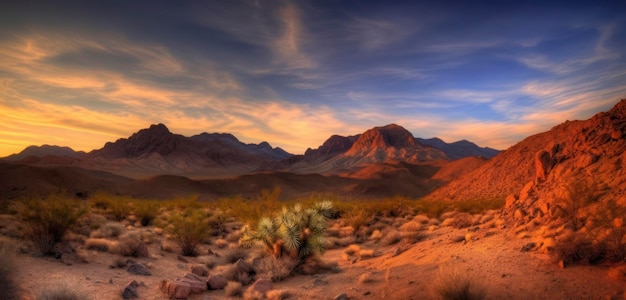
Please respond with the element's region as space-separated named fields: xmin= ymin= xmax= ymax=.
xmin=116 ymin=232 xmax=149 ymax=257
xmin=37 ymin=284 xmax=89 ymax=300
xmin=380 ymin=231 xmax=402 ymax=246
xmin=600 ymin=228 xmax=626 ymax=262
xmin=16 ymin=195 xmax=87 ymax=255
xmin=223 ymin=247 xmax=250 ymax=264
xmin=90 ymin=193 xmax=130 ymax=221
xmin=89 ymin=222 xmax=125 ymax=238
xmin=0 ymin=241 xmax=19 ymax=299
xmin=165 ymin=208 xmax=211 ymax=256
xmin=132 ymin=200 xmax=160 ymax=226
xmin=552 ymin=177 xmax=599 ymax=229
xmin=553 ymin=234 xmax=602 ymax=265
xmin=432 ymin=268 xmax=486 ymax=300
xmin=240 ymin=201 xmax=333 ymax=262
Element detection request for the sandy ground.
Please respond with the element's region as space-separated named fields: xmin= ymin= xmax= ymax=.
xmin=9 ymin=217 xmax=626 ymax=300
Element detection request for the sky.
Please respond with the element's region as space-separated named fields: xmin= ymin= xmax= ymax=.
xmin=1 ymin=1 xmax=626 ymax=156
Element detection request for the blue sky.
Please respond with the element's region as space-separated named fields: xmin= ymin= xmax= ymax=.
xmin=1 ymin=1 xmax=625 ymax=156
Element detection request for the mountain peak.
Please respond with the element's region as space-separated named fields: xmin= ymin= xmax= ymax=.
xmin=354 ymin=124 xmax=416 ymax=149
xmin=146 ymin=123 xmax=171 ymax=135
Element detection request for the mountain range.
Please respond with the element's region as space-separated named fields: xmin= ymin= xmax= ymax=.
xmin=6 ymin=98 xmax=625 ymax=204
xmin=1 ymin=123 xmax=498 ymax=179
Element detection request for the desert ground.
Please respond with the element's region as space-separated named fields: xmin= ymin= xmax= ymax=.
xmin=1 ymin=196 xmax=624 ymax=300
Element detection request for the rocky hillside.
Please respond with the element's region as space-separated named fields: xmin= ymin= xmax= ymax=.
xmin=415 ymin=137 xmax=499 ymax=159
xmin=428 ymin=99 xmax=626 ymax=264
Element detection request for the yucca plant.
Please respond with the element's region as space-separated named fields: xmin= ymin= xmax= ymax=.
xmin=240 ymin=201 xmax=333 ymax=260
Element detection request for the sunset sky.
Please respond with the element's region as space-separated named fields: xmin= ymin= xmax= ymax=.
xmin=1 ymin=1 xmax=626 ymax=156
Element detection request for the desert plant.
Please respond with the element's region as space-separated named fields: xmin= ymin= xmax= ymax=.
xmin=165 ymin=208 xmax=211 ymax=256
xmin=132 ymin=200 xmax=160 ymax=226
xmin=16 ymin=195 xmax=87 ymax=255
xmin=240 ymin=201 xmax=333 ymax=262
xmin=432 ymin=267 xmax=486 ymax=300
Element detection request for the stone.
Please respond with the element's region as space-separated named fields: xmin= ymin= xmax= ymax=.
xmin=334 ymin=293 xmax=348 ymax=300
xmin=122 ymin=280 xmax=140 ymax=299
xmin=534 ymin=150 xmax=552 ymax=182
xmin=190 ymin=265 xmax=209 ymax=277
xmin=450 ymin=236 xmax=466 ymax=243
xmin=505 ymin=194 xmax=517 ymax=209
xmin=233 ymin=258 xmax=255 ymax=284
xmin=160 ymin=280 xmax=192 ymax=299
xmin=518 ymin=181 xmax=535 ymax=204
xmin=207 ymin=274 xmax=227 ymax=290
xmin=127 ymin=263 xmax=151 ymax=276
xmin=247 ymin=278 xmax=273 ymax=297
xmin=558 ymin=260 xmax=565 ymax=269
xmin=176 ymin=273 xmax=207 ymax=294
xmin=520 ymin=242 xmax=536 ymax=252
xmin=514 ymin=209 xmax=525 ymax=220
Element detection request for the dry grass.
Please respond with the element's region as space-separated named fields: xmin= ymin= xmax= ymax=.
xmin=89 ymin=222 xmax=125 ymax=239
xmin=431 ymin=267 xmax=486 ymax=300
xmin=84 ymin=238 xmax=114 ymax=252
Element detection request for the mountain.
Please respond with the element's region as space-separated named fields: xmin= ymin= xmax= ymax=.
xmin=415 ymin=137 xmax=499 ymax=159
xmin=289 ymin=124 xmax=497 ymax=174
xmin=3 ymin=145 xmax=85 ymax=161
xmin=84 ymin=123 xmax=291 ymax=178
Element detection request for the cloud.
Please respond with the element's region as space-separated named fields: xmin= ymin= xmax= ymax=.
xmin=272 ymin=4 xmax=315 ymax=70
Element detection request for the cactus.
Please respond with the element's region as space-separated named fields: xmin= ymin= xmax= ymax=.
xmin=240 ymin=201 xmax=333 ymax=260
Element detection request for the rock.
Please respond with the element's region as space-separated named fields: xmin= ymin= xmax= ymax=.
xmin=190 ymin=265 xmax=209 ymax=277
xmin=233 ymin=258 xmax=255 ymax=284
xmin=247 ymin=278 xmax=273 ymax=297
xmin=558 ymin=260 xmax=566 ymax=269
xmin=160 ymin=280 xmax=192 ymax=299
xmin=520 ymin=242 xmax=536 ymax=252
xmin=514 ymin=209 xmax=525 ymax=220
xmin=505 ymin=194 xmax=517 ymax=209
xmin=534 ymin=150 xmax=552 ymax=182
xmin=127 ymin=263 xmax=151 ymax=276
xmin=122 ymin=280 xmax=140 ymax=299
xmin=177 ymin=273 xmax=208 ymax=294
xmin=207 ymin=274 xmax=227 ymax=290
xmin=177 ymin=255 xmax=189 ymax=263
xmin=334 ymin=293 xmax=348 ymax=300
xmin=450 ymin=236 xmax=466 ymax=243
xmin=313 ymin=278 xmax=328 ymax=286
xmin=613 ymin=218 xmax=624 ymax=228
xmin=518 ymin=181 xmax=535 ymax=204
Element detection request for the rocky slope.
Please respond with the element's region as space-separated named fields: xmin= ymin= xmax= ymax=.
xmin=2 ymin=145 xmax=85 ymax=161
xmin=428 ymin=98 xmax=626 ymax=265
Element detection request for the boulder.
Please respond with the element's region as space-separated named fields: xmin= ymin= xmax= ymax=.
xmin=122 ymin=280 xmax=140 ymax=299
xmin=190 ymin=265 xmax=209 ymax=277
xmin=127 ymin=263 xmax=151 ymax=276
xmin=207 ymin=274 xmax=227 ymax=290
xmin=334 ymin=293 xmax=348 ymax=300
xmin=176 ymin=273 xmax=207 ymax=294
xmin=534 ymin=150 xmax=552 ymax=182
xmin=505 ymin=194 xmax=517 ymax=209
xmin=246 ymin=278 xmax=273 ymax=296
xmin=160 ymin=280 xmax=192 ymax=299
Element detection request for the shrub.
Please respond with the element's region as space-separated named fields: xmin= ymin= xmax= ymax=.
xmin=552 ymin=234 xmax=602 ymax=265
xmin=89 ymin=222 xmax=125 ymax=238
xmin=16 ymin=195 xmax=87 ymax=255
xmin=165 ymin=209 xmax=211 ymax=256
xmin=240 ymin=201 xmax=333 ymax=262
xmin=432 ymin=268 xmax=486 ymax=300
xmin=90 ymin=193 xmax=130 ymax=221
xmin=133 ymin=200 xmax=160 ymax=226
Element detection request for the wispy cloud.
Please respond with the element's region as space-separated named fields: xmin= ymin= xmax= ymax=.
xmin=272 ymin=4 xmax=315 ymax=70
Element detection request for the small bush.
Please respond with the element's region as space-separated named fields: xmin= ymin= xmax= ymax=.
xmin=166 ymin=209 xmax=211 ymax=256
xmin=89 ymin=222 xmax=125 ymax=238
xmin=432 ymin=268 xmax=486 ymax=300
xmin=116 ymin=232 xmax=149 ymax=257
xmin=133 ymin=200 xmax=160 ymax=226
xmin=16 ymin=195 xmax=87 ymax=255
xmin=553 ymin=234 xmax=602 ymax=265
xmin=90 ymin=193 xmax=130 ymax=221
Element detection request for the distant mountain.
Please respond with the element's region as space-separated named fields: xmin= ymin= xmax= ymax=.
xmin=84 ymin=123 xmax=291 ymax=177
xmin=3 ymin=145 xmax=85 ymax=161
xmin=415 ymin=138 xmax=499 ymax=159
xmin=288 ymin=124 xmax=498 ymax=174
